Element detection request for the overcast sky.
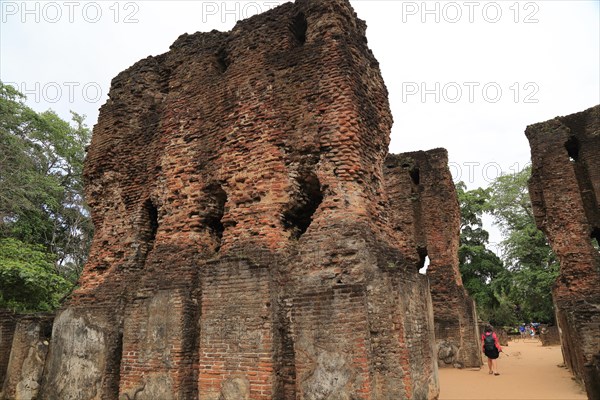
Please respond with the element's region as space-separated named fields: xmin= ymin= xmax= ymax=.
xmin=1 ymin=0 xmax=599 ymax=249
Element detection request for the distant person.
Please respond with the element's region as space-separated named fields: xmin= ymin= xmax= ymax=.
xmin=482 ymin=325 xmax=502 ymax=375
xmin=519 ymin=324 xmax=526 ymax=339
xmin=530 ymin=326 xmax=536 ymax=338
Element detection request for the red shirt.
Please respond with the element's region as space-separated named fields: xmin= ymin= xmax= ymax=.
xmin=482 ymin=332 xmax=502 ymax=352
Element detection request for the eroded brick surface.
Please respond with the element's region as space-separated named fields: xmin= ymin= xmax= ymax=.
xmin=526 ymin=104 xmax=600 ymax=399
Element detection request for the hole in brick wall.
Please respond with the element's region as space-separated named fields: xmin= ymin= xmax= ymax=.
xmin=409 ymin=167 xmax=420 ymax=185
xmin=419 ymin=256 xmax=430 ymax=275
xmin=592 ymin=227 xmax=600 ymax=248
xmin=41 ymin=321 xmax=53 ymax=340
xmin=142 ymin=199 xmax=159 ymax=246
xmin=282 ymin=172 xmax=323 ymax=239
xmin=290 ymin=12 xmax=307 ymax=45
xmin=417 ymin=246 xmax=429 ymax=274
xmin=216 ymin=47 xmax=230 ymax=73
xmin=203 ymin=184 xmax=227 ymax=251
xmin=565 ymin=136 xmax=580 ymax=162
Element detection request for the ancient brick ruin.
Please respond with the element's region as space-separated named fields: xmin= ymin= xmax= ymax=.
xmin=1 ymin=1 xmax=484 ymax=399
xmin=526 ymin=104 xmax=600 ymax=399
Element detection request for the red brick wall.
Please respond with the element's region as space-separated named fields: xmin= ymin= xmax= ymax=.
xmin=526 ymin=104 xmax=600 ymax=399
xmin=198 ymin=259 xmax=275 ymax=399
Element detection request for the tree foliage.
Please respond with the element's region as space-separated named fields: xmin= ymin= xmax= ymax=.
xmin=0 ymin=238 xmax=71 ymax=312
xmin=457 ymin=166 xmax=559 ymax=327
xmin=456 ymin=182 xmax=508 ymax=325
xmin=0 ymin=81 xmax=92 ymax=311
xmin=488 ymin=166 xmax=558 ymax=324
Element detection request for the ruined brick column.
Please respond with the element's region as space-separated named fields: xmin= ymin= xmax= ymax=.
xmin=36 ymin=0 xmax=441 ymax=399
xmin=526 ymin=105 xmax=600 ymax=399
xmin=384 ymin=149 xmax=482 ymax=369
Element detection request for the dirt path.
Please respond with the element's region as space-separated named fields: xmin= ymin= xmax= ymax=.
xmin=439 ymin=339 xmax=587 ymax=400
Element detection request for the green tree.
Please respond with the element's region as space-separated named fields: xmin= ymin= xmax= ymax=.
xmin=0 ymin=238 xmax=71 ymax=312
xmin=488 ymin=166 xmax=559 ymax=324
xmin=456 ymin=182 xmax=509 ymax=325
xmin=0 ymin=81 xmax=92 ymax=311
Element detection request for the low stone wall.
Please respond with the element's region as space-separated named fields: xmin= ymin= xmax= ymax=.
xmin=540 ymin=325 xmax=561 ymax=346
xmin=496 ymin=329 xmax=509 ymax=347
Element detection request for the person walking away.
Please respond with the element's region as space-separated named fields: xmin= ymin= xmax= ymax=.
xmin=482 ymin=325 xmax=502 ymax=375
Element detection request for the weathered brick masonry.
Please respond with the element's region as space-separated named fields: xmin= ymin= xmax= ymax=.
xmin=526 ymin=105 xmax=600 ymax=399
xmin=384 ymin=150 xmax=481 ymax=369
xmin=0 ymin=0 xmax=481 ymax=399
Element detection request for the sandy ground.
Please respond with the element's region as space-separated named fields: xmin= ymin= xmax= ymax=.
xmin=438 ymin=339 xmax=587 ymax=400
